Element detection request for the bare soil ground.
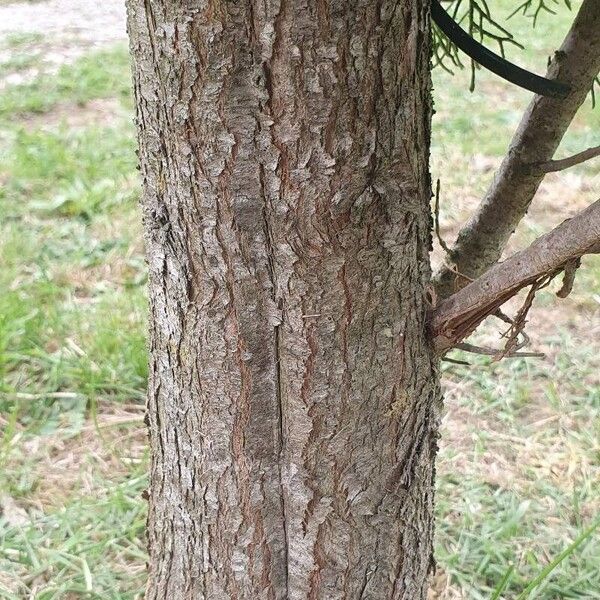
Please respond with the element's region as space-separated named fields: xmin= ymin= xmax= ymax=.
xmin=0 ymin=0 xmax=126 ymax=44
xmin=0 ymin=0 xmax=126 ymax=88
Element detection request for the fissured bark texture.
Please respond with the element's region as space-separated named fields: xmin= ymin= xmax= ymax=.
xmin=126 ymin=0 xmax=440 ymax=597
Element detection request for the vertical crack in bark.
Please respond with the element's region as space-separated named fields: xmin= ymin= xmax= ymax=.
xmin=260 ymin=166 xmax=290 ymax=596
xmin=273 ymin=311 xmax=289 ymax=594
xmin=261 ymin=0 xmax=292 ymax=589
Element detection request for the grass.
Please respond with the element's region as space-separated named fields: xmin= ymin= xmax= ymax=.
xmin=0 ymin=43 xmax=132 ymax=118
xmin=432 ymin=329 xmax=600 ymax=598
xmin=0 ymin=2 xmax=598 ymax=598
xmin=0 ymin=34 xmax=147 ymax=599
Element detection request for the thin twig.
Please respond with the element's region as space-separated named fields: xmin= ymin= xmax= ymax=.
xmin=442 ymin=356 xmax=471 ymax=365
xmin=492 ymin=309 xmax=514 ymax=325
xmin=455 ymin=342 xmax=544 ymax=359
xmin=434 ymin=179 xmax=452 ymax=255
xmin=556 ymin=257 xmax=581 ymax=298
xmin=453 ymin=324 xmax=544 ymax=360
xmin=496 ymin=275 xmax=554 ymax=359
xmin=534 ymin=144 xmax=600 ymax=173
xmin=443 ymin=262 xmax=475 ymax=294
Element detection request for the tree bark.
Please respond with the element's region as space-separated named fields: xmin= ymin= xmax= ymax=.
xmin=126 ymin=0 xmax=440 ymax=598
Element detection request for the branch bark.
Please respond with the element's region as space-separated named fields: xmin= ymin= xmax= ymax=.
xmin=431 ymin=199 xmax=600 ymax=354
xmin=434 ymin=0 xmax=600 ymax=298
xmin=534 ymin=144 xmax=600 ymax=173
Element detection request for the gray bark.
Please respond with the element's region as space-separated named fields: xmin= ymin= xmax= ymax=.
xmin=432 ymin=199 xmax=600 ymax=354
xmin=126 ymin=0 xmax=440 ymax=598
xmin=434 ymin=0 xmax=600 ymax=298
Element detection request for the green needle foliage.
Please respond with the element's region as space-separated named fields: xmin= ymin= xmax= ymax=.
xmin=432 ymin=0 xmax=578 ymax=92
xmin=509 ymin=0 xmax=572 ymax=25
xmin=433 ymin=0 xmax=524 ymax=88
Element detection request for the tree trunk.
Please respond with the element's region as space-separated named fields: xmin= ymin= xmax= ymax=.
xmin=126 ymin=0 xmax=440 ymax=597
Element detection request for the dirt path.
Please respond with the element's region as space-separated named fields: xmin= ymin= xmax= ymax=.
xmin=0 ymin=0 xmax=126 ymax=46
xmin=0 ymin=0 xmax=127 ymax=88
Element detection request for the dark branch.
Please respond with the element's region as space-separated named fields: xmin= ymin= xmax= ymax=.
xmin=432 ymin=0 xmax=570 ymax=98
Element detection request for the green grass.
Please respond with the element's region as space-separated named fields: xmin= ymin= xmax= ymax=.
xmin=0 ymin=3 xmax=598 ymax=598
xmin=0 ymin=118 xmax=146 ymax=418
xmin=436 ymin=340 xmax=600 ymax=598
xmin=0 ymin=44 xmax=132 ymax=119
xmin=0 ymin=454 xmax=148 ymax=599
xmin=0 ymin=42 xmax=147 ymax=599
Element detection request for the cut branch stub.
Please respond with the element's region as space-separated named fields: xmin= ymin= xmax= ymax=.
xmin=431 ymin=199 xmax=600 ymax=354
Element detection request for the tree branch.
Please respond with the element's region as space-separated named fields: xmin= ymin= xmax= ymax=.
xmin=431 ymin=199 xmax=600 ymax=354
xmin=434 ymin=0 xmax=600 ymax=298
xmin=533 ymin=144 xmax=600 ymax=173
